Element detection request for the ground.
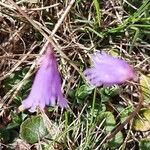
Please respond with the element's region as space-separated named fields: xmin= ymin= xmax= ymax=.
xmin=0 ymin=0 xmax=150 ymax=150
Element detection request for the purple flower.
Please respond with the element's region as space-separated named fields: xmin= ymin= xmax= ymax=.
xmin=21 ymin=44 xmax=68 ymax=112
xmin=84 ymin=52 xmax=136 ymax=87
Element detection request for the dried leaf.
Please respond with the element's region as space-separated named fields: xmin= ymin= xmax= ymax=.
xmin=132 ymin=108 xmax=150 ymax=131
xmin=140 ymin=74 xmax=150 ymax=103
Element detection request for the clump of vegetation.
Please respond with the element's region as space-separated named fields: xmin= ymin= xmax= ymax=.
xmin=0 ymin=0 xmax=150 ymax=149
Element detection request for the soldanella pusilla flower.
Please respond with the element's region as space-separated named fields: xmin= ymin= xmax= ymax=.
xmin=21 ymin=44 xmax=68 ymax=112
xmin=84 ymin=51 xmax=136 ymax=87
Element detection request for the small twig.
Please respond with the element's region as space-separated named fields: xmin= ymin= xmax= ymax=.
xmin=29 ymin=3 xmax=60 ymax=11
xmin=0 ymin=1 xmax=15 ymax=10
xmin=51 ymin=0 xmax=75 ymax=36
xmin=118 ymin=120 xmax=133 ymax=150
xmin=2 ymin=43 xmax=37 ymax=104
xmin=42 ymin=0 xmax=76 ymax=57
xmin=0 ymin=42 xmax=37 ymax=81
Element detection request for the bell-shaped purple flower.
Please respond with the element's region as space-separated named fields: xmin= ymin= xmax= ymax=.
xmin=84 ymin=52 xmax=136 ymax=87
xmin=21 ymin=44 xmax=68 ymax=112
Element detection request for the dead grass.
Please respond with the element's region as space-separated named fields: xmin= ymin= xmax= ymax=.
xmin=0 ymin=0 xmax=150 ymax=149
